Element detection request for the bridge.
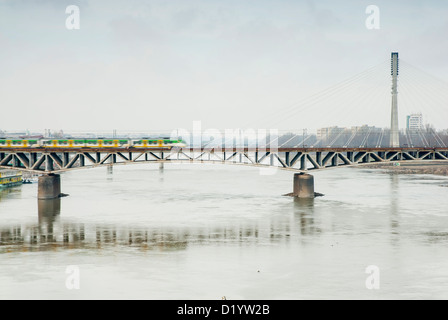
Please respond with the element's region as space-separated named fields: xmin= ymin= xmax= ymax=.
xmin=1 ymin=52 xmax=448 ymax=199
xmin=1 ymin=145 xmax=447 ymax=199
xmin=1 ymin=146 xmax=447 ymax=173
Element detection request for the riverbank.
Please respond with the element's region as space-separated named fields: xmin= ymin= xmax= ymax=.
xmin=360 ymin=163 xmax=448 ymax=176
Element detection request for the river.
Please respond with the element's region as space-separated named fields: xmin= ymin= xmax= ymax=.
xmin=1 ymin=163 xmax=448 ymax=299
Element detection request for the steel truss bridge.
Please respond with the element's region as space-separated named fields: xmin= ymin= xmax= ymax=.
xmin=1 ymin=147 xmax=447 ymax=174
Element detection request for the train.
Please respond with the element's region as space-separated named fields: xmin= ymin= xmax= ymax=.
xmin=0 ymin=138 xmax=188 ymax=149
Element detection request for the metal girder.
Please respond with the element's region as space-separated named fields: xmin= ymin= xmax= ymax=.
xmin=0 ymin=147 xmax=446 ymax=174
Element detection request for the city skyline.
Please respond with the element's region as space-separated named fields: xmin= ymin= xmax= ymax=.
xmin=1 ymin=110 xmax=442 ymax=138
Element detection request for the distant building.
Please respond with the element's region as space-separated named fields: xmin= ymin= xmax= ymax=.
xmin=349 ymin=125 xmax=381 ymax=134
xmin=317 ymin=125 xmax=382 ymax=140
xmin=316 ymin=126 xmax=345 ymax=140
xmin=406 ymin=113 xmax=423 ymax=131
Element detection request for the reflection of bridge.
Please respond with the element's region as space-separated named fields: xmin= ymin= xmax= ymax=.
xmin=0 ymin=198 xmax=316 ymax=253
xmin=0 ymin=222 xmax=284 ymax=252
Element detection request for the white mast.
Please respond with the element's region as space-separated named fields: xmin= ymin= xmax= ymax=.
xmin=390 ymin=52 xmax=399 ymax=147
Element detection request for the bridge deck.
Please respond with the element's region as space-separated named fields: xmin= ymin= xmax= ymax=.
xmin=1 ymin=147 xmax=447 ymax=153
xmin=1 ymin=147 xmax=447 ymax=173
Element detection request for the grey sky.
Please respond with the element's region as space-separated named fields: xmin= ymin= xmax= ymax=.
xmin=1 ymin=0 xmax=447 ymax=132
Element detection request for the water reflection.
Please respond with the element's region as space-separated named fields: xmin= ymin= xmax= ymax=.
xmin=158 ymin=164 xmax=164 ymax=182
xmin=107 ymin=165 xmax=113 ymax=180
xmin=0 ymin=221 xmax=306 ymax=253
xmin=38 ymin=199 xmax=61 ymax=224
xmin=389 ymin=174 xmax=400 ymax=246
xmin=1 ymin=198 xmax=311 ymax=253
xmin=35 ymin=199 xmax=61 ymax=244
xmin=422 ymin=231 xmax=448 ymax=244
xmin=0 ymin=187 xmax=22 ymax=202
xmin=293 ymin=197 xmax=319 ymax=236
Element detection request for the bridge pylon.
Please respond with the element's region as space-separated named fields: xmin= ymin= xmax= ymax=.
xmin=390 ymin=52 xmax=400 ymax=147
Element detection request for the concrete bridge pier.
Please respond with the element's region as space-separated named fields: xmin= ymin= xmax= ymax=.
xmin=38 ymin=174 xmax=61 ymax=200
xmin=293 ymin=173 xmax=315 ymax=198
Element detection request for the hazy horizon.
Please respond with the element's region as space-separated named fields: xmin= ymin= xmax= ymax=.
xmin=1 ymin=0 xmax=448 ymax=132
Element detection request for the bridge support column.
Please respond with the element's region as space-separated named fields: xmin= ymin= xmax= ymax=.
xmin=293 ymin=173 xmax=315 ymax=198
xmin=38 ymin=174 xmax=61 ymax=200
xmin=159 ymin=162 xmax=164 ymax=171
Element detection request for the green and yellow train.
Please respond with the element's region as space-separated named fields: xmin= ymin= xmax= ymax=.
xmin=0 ymin=138 xmax=187 ymax=149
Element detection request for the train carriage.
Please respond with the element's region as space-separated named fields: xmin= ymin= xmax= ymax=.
xmin=41 ymin=139 xmax=74 ymax=148
xmin=0 ymin=138 xmax=187 ymax=149
xmin=84 ymin=139 xmax=130 ymax=148
xmin=131 ymin=139 xmax=186 ymax=149
xmin=0 ymin=139 xmax=39 ymax=148
xmin=71 ymin=139 xmax=87 ymax=147
xmin=132 ymin=139 xmax=161 ymax=148
xmin=163 ymin=139 xmax=187 ymax=148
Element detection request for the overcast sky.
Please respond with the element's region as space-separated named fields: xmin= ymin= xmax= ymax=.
xmin=1 ymin=0 xmax=447 ymax=133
